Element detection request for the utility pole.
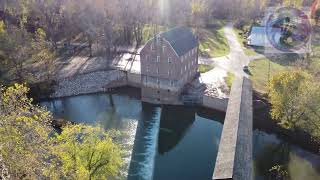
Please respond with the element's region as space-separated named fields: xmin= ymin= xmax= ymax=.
xmin=267 ymin=56 xmax=271 ymax=94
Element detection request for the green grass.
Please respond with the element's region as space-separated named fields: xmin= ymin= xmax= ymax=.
xmin=224 ymin=72 xmax=235 ymax=89
xmin=198 ymin=64 xmax=214 ymax=73
xmin=244 ymin=48 xmax=258 ymax=56
xmin=198 ymin=27 xmax=230 ymax=58
xmin=309 ymin=56 xmax=320 ymax=76
xmin=249 ymin=58 xmax=292 ymax=93
xmin=233 ymin=28 xmax=247 ymax=47
xmin=206 ymin=19 xmax=226 ymax=27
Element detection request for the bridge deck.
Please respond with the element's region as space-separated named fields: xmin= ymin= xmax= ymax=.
xmin=212 ymin=77 xmax=253 ymax=180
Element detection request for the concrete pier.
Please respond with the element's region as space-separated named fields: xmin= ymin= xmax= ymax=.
xmin=212 ymin=77 xmax=253 ymax=180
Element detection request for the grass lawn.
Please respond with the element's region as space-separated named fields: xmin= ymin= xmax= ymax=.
xmin=198 ymin=64 xmax=214 ymax=73
xmin=234 ymin=27 xmax=266 ymax=56
xmin=244 ymin=48 xmax=258 ymax=56
xmin=224 ymin=72 xmax=235 ymax=89
xmin=198 ymin=26 xmax=230 ymax=58
xmin=233 ymin=28 xmax=246 ymax=47
xmin=244 ymin=46 xmax=265 ymax=56
xmin=249 ymin=58 xmax=292 ymax=93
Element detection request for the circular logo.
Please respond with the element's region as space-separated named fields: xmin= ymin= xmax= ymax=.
xmin=266 ymin=7 xmax=311 ymax=52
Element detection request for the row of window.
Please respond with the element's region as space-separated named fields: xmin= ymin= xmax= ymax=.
xmin=146 ymin=55 xmax=172 ymax=63
xmin=180 ymin=65 xmax=197 ymax=83
xmin=146 ymin=57 xmax=197 ymax=77
xmin=180 ymin=58 xmax=197 ymax=75
xmin=156 ymin=56 xmax=172 ymax=63
xmin=150 ymin=37 xmax=162 ymax=51
xmin=181 ymin=48 xmax=197 ymax=62
xmin=146 ymin=47 xmax=197 ymax=64
xmin=150 ymin=42 xmax=197 ymax=63
xmin=146 ymin=66 xmax=172 ymax=76
xmin=147 ymin=52 xmax=196 ymax=64
xmin=145 ymin=76 xmax=176 ymax=86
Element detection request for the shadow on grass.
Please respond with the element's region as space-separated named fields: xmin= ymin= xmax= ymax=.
xmin=198 ymin=27 xmax=229 ymax=57
xmin=264 ymin=53 xmax=302 ymax=66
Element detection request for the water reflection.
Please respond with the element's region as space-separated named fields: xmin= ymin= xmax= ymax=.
xmin=42 ymin=94 xmax=142 ymax=179
xmin=42 ymin=93 xmax=224 ymax=180
xmin=253 ymin=130 xmax=320 ymax=180
xmin=41 ymin=92 xmax=320 ymax=180
xmin=158 ymin=106 xmax=195 ymax=154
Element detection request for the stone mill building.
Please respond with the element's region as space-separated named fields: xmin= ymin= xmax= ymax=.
xmin=140 ymin=27 xmax=199 ymax=104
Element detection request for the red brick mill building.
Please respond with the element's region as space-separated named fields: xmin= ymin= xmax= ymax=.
xmin=140 ymin=27 xmax=199 ymax=104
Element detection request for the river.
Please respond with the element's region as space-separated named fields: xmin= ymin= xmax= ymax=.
xmin=41 ymin=89 xmax=320 ymax=180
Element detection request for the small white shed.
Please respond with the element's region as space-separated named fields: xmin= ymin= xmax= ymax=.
xmin=247 ymin=26 xmax=281 ymax=47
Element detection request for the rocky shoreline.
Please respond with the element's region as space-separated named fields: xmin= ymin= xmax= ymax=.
xmin=51 ymin=70 xmax=126 ymax=98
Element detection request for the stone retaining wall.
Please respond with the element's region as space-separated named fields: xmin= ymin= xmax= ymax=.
xmin=127 ymin=72 xmax=141 ymax=88
xmin=202 ymin=95 xmax=228 ymax=112
xmin=52 ymin=70 xmax=126 ymax=98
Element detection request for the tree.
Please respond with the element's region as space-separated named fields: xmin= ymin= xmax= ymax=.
xmin=77 ymin=4 xmax=103 ymax=57
xmin=0 ymin=21 xmax=5 ymax=34
xmin=191 ymin=0 xmax=205 ymax=30
xmin=32 ymin=28 xmax=56 ymax=81
xmin=0 ymin=20 xmax=6 ymax=74
xmin=283 ymin=0 xmax=303 ymax=7
xmin=315 ymin=8 xmax=320 ymax=25
xmin=51 ymin=124 xmax=123 ymax=180
xmin=269 ymin=165 xmax=289 ymax=180
xmin=268 ymin=71 xmax=320 ymax=140
xmin=0 ymin=26 xmax=35 ymax=82
xmin=0 ymin=84 xmax=124 ymax=179
xmin=0 ymin=25 xmax=55 ymax=83
xmin=33 ymin=0 xmax=64 ymax=48
xmin=0 ymin=83 xmax=54 ymax=179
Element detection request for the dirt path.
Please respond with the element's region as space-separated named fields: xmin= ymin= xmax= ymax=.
xmin=199 ymin=23 xmax=251 ymax=78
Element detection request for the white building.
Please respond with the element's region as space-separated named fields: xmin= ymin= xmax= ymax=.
xmin=247 ymin=26 xmax=281 ymax=47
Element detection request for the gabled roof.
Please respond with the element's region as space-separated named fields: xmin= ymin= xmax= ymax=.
xmin=248 ymin=26 xmax=281 ymax=47
xmin=250 ymin=26 xmax=281 ymax=35
xmin=160 ymin=27 xmax=198 ymax=56
xmin=250 ymin=26 xmax=266 ymax=34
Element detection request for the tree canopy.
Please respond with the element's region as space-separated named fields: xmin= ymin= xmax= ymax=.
xmin=268 ymin=71 xmax=320 ymax=140
xmin=50 ymin=124 xmax=123 ymax=179
xmin=0 ymin=84 xmax=123 ymax=179
xmin=0 ymin=83 xmax=53 ymax=179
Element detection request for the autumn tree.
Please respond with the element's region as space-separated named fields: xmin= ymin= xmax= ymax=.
xmin=268 ymin=71 xmax=320 ymax=140
xmin=191 ymin=0 xmax=205 ymax=30
xmin=283 ymin=0 xmax=303 ymax=7
xmin=315 ymin=8 xmax=320 ymax=25
xmin=0 ymin=84 xmax=124 ymax=179
xmin=0 ymin=84 xmax=54 ymax=179
xmin=0 ymin=21 xmax=5 ymax=34
xmin=0 ymin=20 xmax=6 ymax=75
xmin=32 ymin=0 xmax=64 ymax=48
xmin=0 ymin=27 xmax=34 ymax=82
xmin=32 ymin=28 xmax=56 ymax=81
xmin=51 ymin=124 xmax=123 ymax=179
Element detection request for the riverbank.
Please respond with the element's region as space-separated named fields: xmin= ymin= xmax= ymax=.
xmin=26 ymin=60 xmax=319 ymax=156
xmin=253 ymin=92 xmax=320 ymax=155
xmin=51 ymin=70 xmax=126 ymax=98
xmin=41 ymin=92 xmax=320 ymax=180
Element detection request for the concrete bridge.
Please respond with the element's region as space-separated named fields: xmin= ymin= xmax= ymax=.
xmin=212 ymin=77 xmax=253 ymax=180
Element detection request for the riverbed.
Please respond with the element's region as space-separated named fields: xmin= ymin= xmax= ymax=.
xmin=41 ymin=89 xmax=320 ymax=180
